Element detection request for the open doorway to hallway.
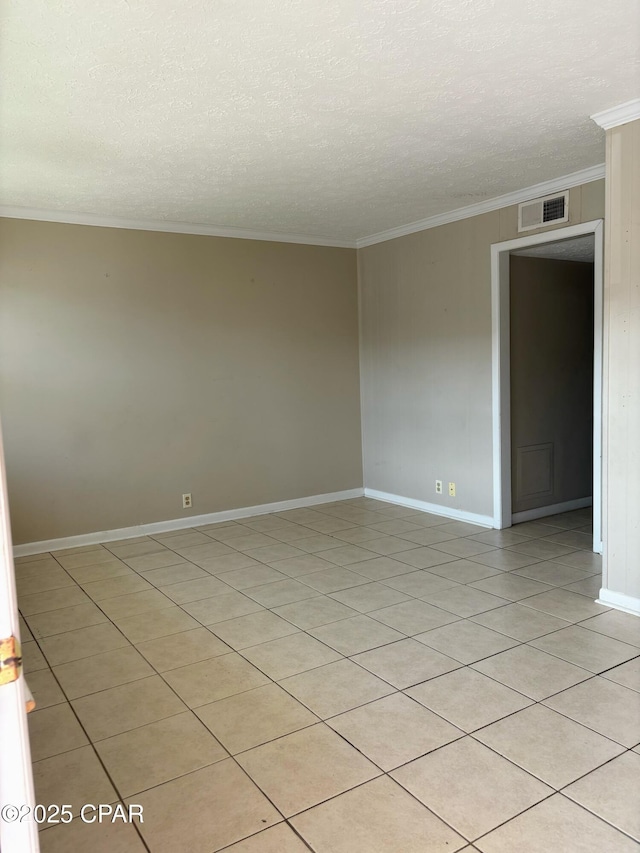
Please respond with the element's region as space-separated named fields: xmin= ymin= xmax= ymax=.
xmin=509 ymin=236 xmax=595 ymax=542
xmin=491 ymin=220 xmax=603 ymax=558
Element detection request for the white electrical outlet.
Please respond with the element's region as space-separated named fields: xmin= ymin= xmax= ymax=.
xmin=182 ymin=493 xmax=192 ymax=509
xmin=448 ymin=482 xmax=456 ymax=497
xmin=435 ymin=480 xmax=443 ymax=495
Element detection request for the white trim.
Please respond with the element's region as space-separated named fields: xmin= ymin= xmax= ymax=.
xmin=13 ymin=488 xmax=364 ymax=557
xmin=591 ymin=99 xmax=640 ymax=131
xmin=356 ymin=247 xmax=368 ymax=490
xmin=511 ymin=497 xmax=592 ymax=524
xmin=0 ymin=420 xmax=40 ymax=852
xmin=356 ymin=165 xmax=605 ymax=248
xmin=0 ymin=206 xmax=356 ymax=249
xmin=592 ymin=218 xmax=604 ymax=553
xmin=363 ymin=489 xmax=493 ymax=528
xmin=1 ymin=164 xmax=607 ymax=251
xmin=492 ymin=246 xmax=511 ymax=529
xmin=490 ymin=220 xmax=604 ymax=556
xmin=596 ymin=588 xmax=640 ymax=617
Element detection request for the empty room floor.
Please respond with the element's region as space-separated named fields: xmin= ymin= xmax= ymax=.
xmin=15 ymin=498 xmax=640 ymax=852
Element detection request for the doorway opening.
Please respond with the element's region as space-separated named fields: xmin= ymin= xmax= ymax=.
xmin=491 ymin=220 xmax=604 ymax=555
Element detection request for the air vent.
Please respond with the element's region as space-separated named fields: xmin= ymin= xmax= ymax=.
xmin=518 ymin=191 xmax=569 ymax=232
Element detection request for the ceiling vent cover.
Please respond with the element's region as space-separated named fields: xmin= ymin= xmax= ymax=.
xmin=518 ymin=191 xmax=569 ymax=232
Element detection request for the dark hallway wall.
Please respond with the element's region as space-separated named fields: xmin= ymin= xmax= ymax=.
xmin=510 ymin=255 xmax=594 ymax=514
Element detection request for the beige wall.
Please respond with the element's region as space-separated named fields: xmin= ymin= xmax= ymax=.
xmin=359 ymin=180 xmax=604 ymax=519
xmin=602 ymin=119 xmax=640 ymax=604
xmin=509 ymin=256 xmax=594 ymax=514
xmin=0 ymin=219 xmax=362 ymax=544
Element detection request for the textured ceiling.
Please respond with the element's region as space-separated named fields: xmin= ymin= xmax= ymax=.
xmin=1 ymin=0 xmax=638 ymax=242
xmin=514 ymin=235 xmax=595 ymax=263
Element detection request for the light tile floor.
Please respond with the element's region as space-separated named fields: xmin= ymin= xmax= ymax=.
xmin=15 ymin=499 xmax=640 ymax=852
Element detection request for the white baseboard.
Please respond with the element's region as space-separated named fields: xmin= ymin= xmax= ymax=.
xmin=13 ymin=488 xmax=365 ymax=557
xmin=511 ymin=497 xmax=592 ymax=525
xmin=364 ymin=489 xmax=493 ymax=528
xmin=597 ymin=588 xmax=640 ymax=617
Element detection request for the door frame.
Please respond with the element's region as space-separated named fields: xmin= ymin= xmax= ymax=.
xmin=491 ymin=219 xmax=604 ymax=553
xmin=0 ymin=416 xmax=40 ymax=852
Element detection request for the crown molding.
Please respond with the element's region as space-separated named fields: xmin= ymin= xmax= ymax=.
xmin=0 ymin=162 xmax=607 ymax=251
xmin=355 ymin=163 xmax=605 ymax=248
xmin=0 ymin=206 xmax=357 ymax=249
xmin=591 ymin=99 xmax=640 ymax=131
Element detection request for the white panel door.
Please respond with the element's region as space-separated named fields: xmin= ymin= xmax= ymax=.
xmin=0 ymin=417 xmax=39 ymax=853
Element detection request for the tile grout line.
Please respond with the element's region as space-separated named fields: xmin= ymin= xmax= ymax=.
xmin=26 ymin=649 xmax=154 ymax=853
xmin=26 ymin=575 xmax=296 ymax=848
xmin=21 ymin=500 xmax=633 ymax=851
xmin=24 ymin=559 xmax=540 ymax=848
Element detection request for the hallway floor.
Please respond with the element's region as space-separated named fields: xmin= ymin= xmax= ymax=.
xmin=16 ymin=498 xmax=640 ymax=852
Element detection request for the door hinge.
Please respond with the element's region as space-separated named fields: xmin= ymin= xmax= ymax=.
xmin=0 ymin=636 xmax=23 ymax=686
